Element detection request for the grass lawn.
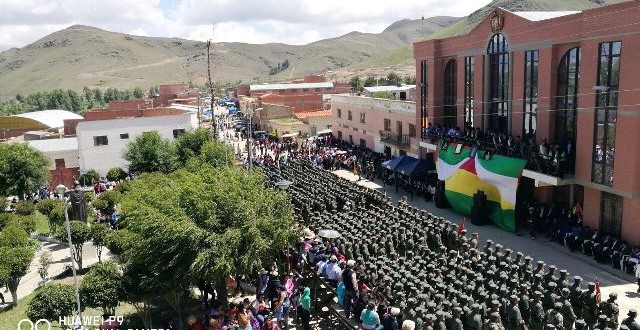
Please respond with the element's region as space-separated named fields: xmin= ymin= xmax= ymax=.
xmin=33 ymin=211 xmax=50 ymax=236
xmin=0 ymin=275 xmax=137 ymax=330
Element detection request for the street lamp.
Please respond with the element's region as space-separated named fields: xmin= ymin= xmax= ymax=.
xmin=55 ymin=184 xmax=82 ymax=322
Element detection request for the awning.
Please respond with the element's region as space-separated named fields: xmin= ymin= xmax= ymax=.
xmin=395 ymin=157 xmax=436 ymax=176
xmin=382 ymin=156 xmax=410 ymax=170
xmin=281 ymin=133 xmax=298 ymax=138
xmin=316 ymin=129 xmax=332 ymax=135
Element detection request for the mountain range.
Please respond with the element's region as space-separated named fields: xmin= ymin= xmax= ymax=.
xmin=0 ymin=0 xmax=629 ymax=98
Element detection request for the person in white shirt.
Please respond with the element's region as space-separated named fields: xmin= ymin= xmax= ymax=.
xmin=635 ymin=263 xmax=640 ymax=293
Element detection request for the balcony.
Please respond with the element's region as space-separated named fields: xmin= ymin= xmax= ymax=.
xmin=379 ymin=130 xmax=410 ymax=147
xmin=421 ymin=132 xmax=575 ymax=185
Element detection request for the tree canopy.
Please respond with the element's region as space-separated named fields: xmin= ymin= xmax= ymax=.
xmin=123 ymin=131 xmax=177 ymax=174
xmin=0 ymin=143 xmax=50 ymax=198
xmin=117 ymin=165 xmax=295 ymax=308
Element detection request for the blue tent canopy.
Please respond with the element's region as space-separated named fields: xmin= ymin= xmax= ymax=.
xmin=382 ymin=156 xmax=408 ymax=170
xmin=396 ymin=157 xmax=435 ymax=176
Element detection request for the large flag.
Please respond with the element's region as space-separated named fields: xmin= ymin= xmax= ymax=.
xmin=438 ymin=142 xmax=527 ymax=232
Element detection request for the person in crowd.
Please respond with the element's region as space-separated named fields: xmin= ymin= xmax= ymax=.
xmin=300 ymin=287 xmax=311 ymax=330
xmin=361 ymin=302 xmax=383 ymax=330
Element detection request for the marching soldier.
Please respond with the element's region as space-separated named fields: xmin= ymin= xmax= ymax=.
xmin=506 ymin=295 xmax=524 ymax=330
xmin=570 ymin=276 xmax=584 ymax=317
xmin=560 ymin=288 xmax=576 ymax=329
xmin=545 ymin=302 xmax=564 ymax=329
xmin=599 ymin=292 xmax=619 ymax=329
xmin=621 ymin=309 xmax=640 ymax=330
xmin=582 ymin=282 xmax=599 ymax=328
xmin=529 ymin=291 xmax=545 ymax=330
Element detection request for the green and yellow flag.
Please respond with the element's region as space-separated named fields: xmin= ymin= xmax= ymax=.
xmin=437 ymin=144 xmax=527 ymax=232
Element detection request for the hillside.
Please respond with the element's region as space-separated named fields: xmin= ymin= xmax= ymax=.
xmin=0 ymin=17 xmax=460 ymax=98
xmin=430 ymin=0 xmax=629 ymax=39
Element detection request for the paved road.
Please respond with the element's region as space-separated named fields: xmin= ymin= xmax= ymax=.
xmin=332 ymin=169 xmax=639 ymax=324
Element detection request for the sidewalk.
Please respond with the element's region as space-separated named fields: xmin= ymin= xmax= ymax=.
xmin=332 ymin=169 xmax=639 ymax=324
xmin=1 ymin=237 xmax=113 ymax=307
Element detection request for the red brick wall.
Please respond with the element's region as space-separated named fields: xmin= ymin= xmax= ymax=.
xmin=259 ymin=94 xmax=323 ymax=113
xmin=49 ymin=167 xmax=80 ymax=190
xmin=84 ymin=107 xmax=186 ymax=121
xmin=63 ymin=119 xmax=84 ymax=136
xmin=108 ymin=99 xmax=151 ymax=110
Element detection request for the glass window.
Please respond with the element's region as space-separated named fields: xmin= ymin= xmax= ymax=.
xmin=360 ymin=112 xmax=365 ymax=124
xmin=555 ymin=47 xmax=580 ymax=174
xmin=600 ymin=192 xmax=623 ymax=237
xmin=487 ymin=33 xmax=509 ymax=133
xmin=337 ymin=108 xmax=342 ymax=118
xmin=384 ymin=118 xmax=391 ymax=131
xmin=120 ymin=133 xmax=129 ymax=139
xmin=409 ymin=124 xmax=416 ymax=138
xmin=443 ymin=59 xmax=457 ymax=128
xmin=592 ymin=41 xmax=621 ymax=186
xmin=173 ymin=129 xmax=185 ymax=138
xmin=347 ymin=110 xmax=352 ymax=121
xmin=93 ymin=136 xmax=108 ymax=146
xmin=464 ymin=56 xmax=474 ymax=128
xmin=523 ymin=50 xmax=539 ymax=138
xmin=420 ymin=59 xmax=428 ymax=140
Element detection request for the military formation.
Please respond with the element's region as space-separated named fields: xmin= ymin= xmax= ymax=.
xmin=261 ymin=160 xmax=639 ymax=330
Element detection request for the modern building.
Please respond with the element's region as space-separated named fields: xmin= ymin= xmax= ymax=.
xmin=76 ymin=108 xmax=197 ymax=175
xmin=27 ymin=138 xmax=79 ymax=189
xmin=413 ymin=1 xmax=640 ymax=244
xmin=332 ymin=94 xmax=419 ymax=157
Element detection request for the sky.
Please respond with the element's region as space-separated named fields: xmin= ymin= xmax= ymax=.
xmin=0 ymin=0 xmax=493 ymax=51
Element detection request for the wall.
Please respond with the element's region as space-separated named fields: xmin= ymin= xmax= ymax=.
xmin=257 ymin=103 xmax=294 ymax=130
xmin=259 ymin=94 xmax=324 ymax=113
xmin=76 ymin=113 xmax=196 ymax=175
xmin=331 ymin=94 xmax=419 ymax=156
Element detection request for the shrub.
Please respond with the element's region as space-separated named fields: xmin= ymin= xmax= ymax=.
xmin=106 ymin=167 xmax=127 ymax=182
xmin=80 ymin=261 xmax=123 ymax=314
xmin=105 ymin=229 xmax=134 ymax=255
xmin=0 ymin=223 xmax=30 ymax=247
xmin=47 ymin=204 xmax=66 ymax=236
xmin=15 ymin=200 xmax=36 ymax=215
xmin=78 ymin=169 xmax=100 ymax=186
xmin=36 ymin=199 xmax=62 ymax=217
xmin=26 ymin=284 xmax=76 ymax=321
xmin=113 ymin=180 xmax=130 ymax=194
xmin=93 ymin=190 xmax=120 ymax=217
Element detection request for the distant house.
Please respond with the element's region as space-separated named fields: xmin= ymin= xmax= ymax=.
xmin=363 ymin=85 xmax=416 ymax=101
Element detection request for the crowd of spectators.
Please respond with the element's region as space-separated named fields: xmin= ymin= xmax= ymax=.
xmin=424 ymin=124 xmax=574 ymax=178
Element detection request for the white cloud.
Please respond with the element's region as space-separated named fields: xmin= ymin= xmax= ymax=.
xmin=127 ymin=28 xmax=150 ymax=37
xmin=0 ymin=0 xmax=493 ymax=51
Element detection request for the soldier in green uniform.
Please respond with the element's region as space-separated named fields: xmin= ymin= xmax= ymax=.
xmin=506 ymin=295 xmax=524 ymax=330
xmin=529 ymin=291 xmax=545 ymax=330
xmin=468 ymin=304 xmax=483 ymax=330
xmin=570 ymin=276 xmax=584 ymax=318
xmin=450 ymin=307 xmax=464 ymax=330
xmin=545 ymin=302 xmax=564 ymax=329
xmin=559 ymin=288 xmax=576 ymax=329
xmin=574 ymin=319 xmax=587 ymax=330
xmin=487 ymin=312 xmax=505 ymax=330
xmin=593 ymin=314 xmax=612 ymax=330
xmin=599 ymin=292 xmax=619 ymax=329
xmin=621 ymin=309 xmax=640 ymax=330
xmin=582 ymin=282 xmax=599 ymax=328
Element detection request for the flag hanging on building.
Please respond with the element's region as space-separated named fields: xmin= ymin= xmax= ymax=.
xmin=437 ymin=142 xmax=527 ymax=232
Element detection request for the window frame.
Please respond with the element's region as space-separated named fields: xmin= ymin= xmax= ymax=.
xmin=93 ymin=135 xmax=108 ymax=146
xmin=464 ymin=56 xmax=474 ymax=128
xmin=523 ymin=50 xmax=539 ymax=138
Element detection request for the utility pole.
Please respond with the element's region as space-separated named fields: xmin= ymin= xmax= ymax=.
xmin=206 ymin=39 xmax=218 ymax=140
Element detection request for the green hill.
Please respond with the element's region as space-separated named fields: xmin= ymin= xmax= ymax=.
xmin=0 ymin=17 xmax=460 ymax=98
xmin=430 ymin=0 xmax=629 ymax=39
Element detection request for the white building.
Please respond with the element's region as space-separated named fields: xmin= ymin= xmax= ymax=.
xmin=363 ymin=85 xmax=416 ymax=101
xmin=27 ymin=138 xmax=79 ymax=170
xmin=76 ymin=112 xmax=197 ymax=175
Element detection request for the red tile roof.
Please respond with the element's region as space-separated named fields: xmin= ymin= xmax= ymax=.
xmin=294 ymin=109 xmax=332 ymax=119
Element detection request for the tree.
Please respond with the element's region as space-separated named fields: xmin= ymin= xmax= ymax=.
xmin=47 ymin=203 xmax=66 ymax=236
xmin=132 ymin=87 xmax=145 ymax=99
xmin=194 ymin=141 xmax=234 ymax=168
xmin=0 ymin=224 xmax=35 ymax=306
xmin=403 ymin=75 xmax=416 ymax=85
xmin=26 ymin=284 xmax=76 ymax=320
xmin=37 ymin=199 xmax=62 ymax=218
xmin=15 ymin=200 xmax=36 ymax=216
xmin=175 ymin=128 xmax=212 ymax=164
xmin=55 ymin=221 xmax=90 ymax=270
xmin=0 ymin=143 xmax=49 ymax=198
xmin=78 ymin=169 xmax=100 ymax=186
xmin=90 ymin=223 xmax=109 ymax=262
xmin=119 ymin=165 xmax=295 ymax=325
xmin=386 ymin=72 xmax=402 ymax=86
xmin=80 ymin=261 xmax=123 ymax=315
xmin=124 ymin=131 xmax=177 ymax=174
xmin=349 ymin=76 xmax=364 ymax=92
xmin=37 ymin=251 xmax=52 ymax=284
xmin=373 ymin=91 xmax=397 ymax=100
xmin=106 ymin=167 xmax=127 ymax=182
xmin=363 ymin=76 xmax=377 ymax=87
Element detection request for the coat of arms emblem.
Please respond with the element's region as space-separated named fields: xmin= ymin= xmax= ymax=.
xmin=491 ymin=11 xmax=505 ymax=33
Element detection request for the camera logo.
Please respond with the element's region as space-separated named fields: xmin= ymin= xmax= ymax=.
xmin=17 ymin=319 xmax=51 ymax=330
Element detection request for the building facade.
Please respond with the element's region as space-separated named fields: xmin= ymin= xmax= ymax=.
xmin=332 ymin=94 xmax=419 ymax=157
xmin=76 ymin=111 xmax=197 ymax=175
xmin=414 ymin=1 xmax=640 ymax=244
